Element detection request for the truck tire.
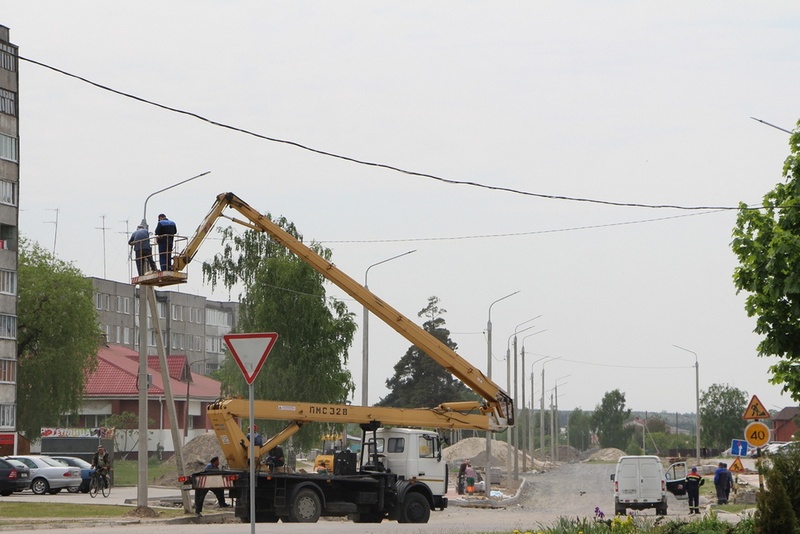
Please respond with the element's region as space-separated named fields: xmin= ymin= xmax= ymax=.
xmin=397 ymin=492 xmax=430 ymax=524
xmin=289 ymin=488 xmax=321 ymax=523
xmin=656 ymin=502 xmax=668 ymax=516
xmin=614 ymin=504 xmax=626 ymax=516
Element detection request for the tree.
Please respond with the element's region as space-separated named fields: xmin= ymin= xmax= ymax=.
xmin=591 ymin=389 xmax=633 ymax=450
xmin=699 ymin=383 xmax=748 ymax=449
xmin=645 ymin=416 xmax=667 ymax=434
xmin=732 ymin=122 xmax=800 ymax=401
xmin=378 ymin=296 xmax=477 ymax=408
xmin=567 ymin=408 xmax=592 ymax=451
xmin=202 ymin=222 xmax=357 ymax=451
xmin=16 ymin=239 xmax=100 ymax=439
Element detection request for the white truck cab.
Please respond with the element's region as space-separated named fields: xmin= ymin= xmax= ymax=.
xmin=363 ymin=428 xmax=447 ymax=496
xmin=610 ymin=455 xmax=686 ymax=516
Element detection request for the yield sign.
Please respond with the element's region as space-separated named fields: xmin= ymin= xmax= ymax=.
xmin=224 ymin=333 xmax=279 ymax=385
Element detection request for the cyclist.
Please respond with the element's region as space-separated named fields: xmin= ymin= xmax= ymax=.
xmin=91 ymin=445 xmax=111 ymax=488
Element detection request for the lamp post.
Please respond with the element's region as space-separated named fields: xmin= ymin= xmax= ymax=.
xmin=486 ymin=291 xmax=519 ymax=489
xmin=505 ymin=320 xmax=538 ymax=479
xmin=524 ymin=354 xmax=549 ymax=471
xmin=673 ymin=345 xmax=700 ymax=466
xmin=552 ymin=375 xmax=571 ymax=462
xmin=136 ymin=171 xmax=209 ymax=508
xmin=511 ymin=318 xmax=542 ymax=480
xmin=541 ymin=357 xmax=561 ymax=466
xmin=361 ymin=250 xmax=416 ymax=406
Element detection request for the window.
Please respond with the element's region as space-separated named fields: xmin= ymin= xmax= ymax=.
xmin=123 ymin=327 xmax=131 ymax=345
xmin=0 ymin=134 xmax=17 ymax=162
xmin=0 ymin=403 xmax=15 ymax=429
xmin=418 ymin=435 xmax=436 ymax=458
xmin=0 ymin=43 xmax=16 ymax=72
xmin=122 ymin=297 xmax=131 ymax=314
xmin=193 ymin=335 xmax=202 ymax=352
xmin=0 ymin=359 xmax=15 ymax=382
xmin=0 ymin=88 xmax=16 ymax=116
xmin=0 ymin=181 xmax=16 ymax=206
xmin=157 ymin=301 xmax=166 ymax=319
xmin=96 ymin=293 xmax=103 ymax=309
xmin=172 ymin=304 xmax=182 ymax=321
xmin=104 ymin=295 xmax=111 ymax=311
xmin=387 ymin=438 xmax=405 ymax=453
xmin=0 ymin=314 xmax=16 ymax=339
xmin=115 ymin=325 xmax=121 ymax=343
xmin=0 ymin=270 xmax=16 ymax=295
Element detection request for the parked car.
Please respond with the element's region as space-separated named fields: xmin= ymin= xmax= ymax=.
xmin=4 ymin=455 xmax=81 ymax=494
xmin=0 ymin=457 xmax=30 ymax=496
xmin=50 ymin=456 xmax=92 ymax=493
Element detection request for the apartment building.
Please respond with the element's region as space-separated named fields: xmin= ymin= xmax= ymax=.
xmin=90 ymin=277 xmax=238 ymax=374
xmin=0 ymin=26 xmax=19 ymax=448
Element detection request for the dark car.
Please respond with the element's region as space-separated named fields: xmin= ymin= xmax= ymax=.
xmin=50 ymin=456 xmax=92 ymax=493
xmin=0 ymin=457 xmax=30 ymax=496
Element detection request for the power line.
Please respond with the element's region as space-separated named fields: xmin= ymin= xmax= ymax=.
xmin=21 ymin=55 xmax=762 ymax=211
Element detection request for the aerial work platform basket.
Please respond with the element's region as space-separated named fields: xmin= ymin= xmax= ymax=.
xmin=129 ymin=235 xmax=189 ymax=287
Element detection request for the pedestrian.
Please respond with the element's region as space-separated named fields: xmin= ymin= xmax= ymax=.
xmin=713 ymin=462 xmax=729 ymax=504
xmin=128 ymin=225 xmax=156 ymax=275
xmin=194 ymin=456 xmax=230 ymax=515
xmin=685 ymin=466 xmax=704 ymax=514
xmin=154 ymin=213 xmax=177 ymax=271
xmin=457 ymin=461 xmax=468 ymax=495
xmin=724 ymin=463 xmax=735 ymax=503
xmin=464 ymin=460 xmax=477 ymax=495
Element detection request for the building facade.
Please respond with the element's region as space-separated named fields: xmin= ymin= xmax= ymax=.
xmin=0 ymin=26 xmax=18 ymax=441
xmin=90 ymin=277 xmax=238 ymax=375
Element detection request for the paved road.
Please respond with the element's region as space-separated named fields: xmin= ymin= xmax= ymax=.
xmin=2 ymin=460 xmax=752 ymax=533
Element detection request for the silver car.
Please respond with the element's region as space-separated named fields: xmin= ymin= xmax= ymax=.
xmin=5 ymin=455 xmax=82 ymax=494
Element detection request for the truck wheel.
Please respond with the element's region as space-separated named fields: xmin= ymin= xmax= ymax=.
xmin=656 ymin=503 xmax=668 ymax=516
xmin=614 ymin=505 xmax=626 ymax=516
xmin=289 ymin=488 xmax=321 ymax=523
xmin=398 ymin=492 xmax=430 ymax=524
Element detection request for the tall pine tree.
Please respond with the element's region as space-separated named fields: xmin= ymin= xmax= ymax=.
xmin=378 ymin=296 xmax=477 ymax=408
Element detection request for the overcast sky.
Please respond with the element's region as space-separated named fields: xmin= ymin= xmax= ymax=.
xmin=3 ymin=2 xmax=800 ymax=418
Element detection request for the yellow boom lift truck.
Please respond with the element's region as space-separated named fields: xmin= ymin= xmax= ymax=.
xmin=136 ymin=193 xmax=513 ymax=524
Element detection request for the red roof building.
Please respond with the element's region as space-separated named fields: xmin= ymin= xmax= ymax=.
xmin=80 ymin=344 xmax=222 ymax=456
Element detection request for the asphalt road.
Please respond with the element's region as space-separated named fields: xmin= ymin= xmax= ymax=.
xmin=1 ymin=461 xmax=749 ymax=533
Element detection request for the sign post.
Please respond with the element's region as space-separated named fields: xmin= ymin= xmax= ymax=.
xmin=742 ymin=394 xmax=770 ymax=490
xmin=224 ymin=333 xmax=279 ymax=534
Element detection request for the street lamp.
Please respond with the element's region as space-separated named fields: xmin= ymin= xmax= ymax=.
xmin=511 ymin=318 xmax=542 ymax=480
xmin=361 ymin=250 xmax=416 ymax=406
xmin=522 ymin=352 xmax=549 ymax=472
xmin=552 ymin=375 xmax=571 ymax=462
xmin=673 ymin=345 xmax=700 ymax=466
xmin=485 ymin=291 xmax=520 ymax=489
xmin=505 ymin=319 xmax=538 ymax=479
xmin=137 ymin=171 xmax=209 ymax=508
xmin=541 ymin=357 xmax=561 ymax=465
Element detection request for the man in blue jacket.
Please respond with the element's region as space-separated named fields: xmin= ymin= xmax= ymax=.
xmin=154 ymin=214 xmax=177 ymax=271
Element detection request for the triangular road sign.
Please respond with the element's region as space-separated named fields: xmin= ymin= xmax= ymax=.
xmin=224 ymin=333 xmax=279 ymax=385
xmin=742 ymin=394 xmax=770 ymax=420
xmin=729 ymin=457 xmax=745 ymax=473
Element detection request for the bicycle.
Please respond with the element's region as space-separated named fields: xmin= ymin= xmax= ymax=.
xmin=89 ymin=469 xmax=111 ymax=498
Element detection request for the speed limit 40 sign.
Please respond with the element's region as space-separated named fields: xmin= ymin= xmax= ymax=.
xmin=745 ymin=421 xmax=771 ymax=448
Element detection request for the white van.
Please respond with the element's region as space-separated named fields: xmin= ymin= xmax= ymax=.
xmin=610 ymin=456 xmax=686 ymax=516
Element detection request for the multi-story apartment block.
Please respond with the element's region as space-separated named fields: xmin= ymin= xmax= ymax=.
xmin=90 ymin=277 xmax=238 ymax=374
xmin=0 ymin=25 xmax=19 ymax=452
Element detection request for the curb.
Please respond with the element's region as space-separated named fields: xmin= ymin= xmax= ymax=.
xmin=449 ymin=478 xmax=526 ymax=509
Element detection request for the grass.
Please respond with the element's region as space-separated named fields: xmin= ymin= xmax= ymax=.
xmin=112 ymin=459 xmax=179 ymax=486
xmin=0 ymin=502 xmax=186 ymax=522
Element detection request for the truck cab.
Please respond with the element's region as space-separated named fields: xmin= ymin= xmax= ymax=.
xmin=363 ymin=428 xmax=447 ymax=496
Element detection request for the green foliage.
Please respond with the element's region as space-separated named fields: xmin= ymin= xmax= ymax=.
xmin=378 ymin=296 xmax=477 ymax=408
xmin=529 ymin=511 xmax=753 ymax=533
xmin=732 ymin=121 xmax=800 ymax=402
xmin=17 ymin=239 xmax=101 ymax=439
xmin=202 ymin=223 xmax=356 ymax=450
xmin=591 ymin=389 xmax=634 ymax=450
xmin=764 ymin=443 xmax=800 ymax=523
xmin=755 ymin=465 xmax=797 ymax=534
xmin=567 ymin=408 xmax=592 ymax=451
xmin=699 ymin=384 xmax=748 ymax=449
xmin=646 ymin=417 xmax=668 ymax=434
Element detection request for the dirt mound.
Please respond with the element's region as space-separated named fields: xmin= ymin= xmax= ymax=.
xmin=153 ymin=433 xmax=224 ymax=486
xmin=125 ymin=506 xmax=161 ymax=518
xmin=585 ymin=447 xmax=626 ymax=462
xmin=443 ymin=437 xmax=546 ymax=472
